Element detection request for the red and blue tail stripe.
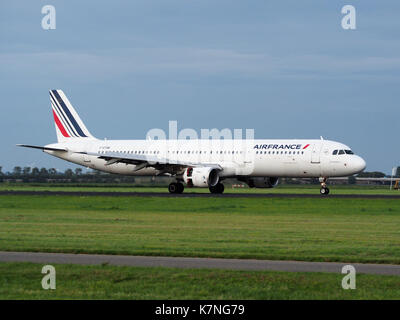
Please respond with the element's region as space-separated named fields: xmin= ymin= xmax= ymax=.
xmin=52 ymin=109 xmax=70 ymax=138
xmin=50 ymin=90 xmax=87 ymax=138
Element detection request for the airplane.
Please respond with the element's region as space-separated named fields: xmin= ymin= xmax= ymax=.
xmin=18 ymin=90 xmax=366 ymax=195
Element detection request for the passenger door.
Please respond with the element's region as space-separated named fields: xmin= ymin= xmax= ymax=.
xmin=311 ymin=142 xmax=322 ymax=164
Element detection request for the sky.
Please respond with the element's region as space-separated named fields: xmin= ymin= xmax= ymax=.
xmin=1 ymin=1 xmax=399 ymax=173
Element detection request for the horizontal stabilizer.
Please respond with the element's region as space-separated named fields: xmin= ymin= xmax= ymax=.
xmin=17 ymin=144 xmax=67 ymax=152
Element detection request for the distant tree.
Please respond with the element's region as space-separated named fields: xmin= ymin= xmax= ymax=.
xmin=36 ymin=168 xmax=48 ymax=182
xmin=395 ymin=167 xmax=400 ymax=178
xmin=64 ymin=169 xmax=73 ymax=177
xmin=31 ymin=167 xmax=40 ymax=176
xmin=75 ymin=168 xmax=83 ymax=176
xmin=348 ymin=176 xmax=356 ymax=184
xmin=357 ymin=171 xmax=386 ymax=178
xmin=13 ymin=166 xmax=22 ymax=176
xmin=48 ymin=168 xmax=57 ymax=176
xmin=0 ymin=166 xmax=3 ymax=175
xmin=23 ymin=167 xmax=31 ymax=176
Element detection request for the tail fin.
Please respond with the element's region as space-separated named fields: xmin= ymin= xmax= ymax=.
xmin=49 ymin=89 xmax=95 ymax=142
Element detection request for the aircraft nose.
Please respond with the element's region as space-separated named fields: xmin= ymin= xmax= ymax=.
xmin=352 ymin=156 xmax=366 ymax=173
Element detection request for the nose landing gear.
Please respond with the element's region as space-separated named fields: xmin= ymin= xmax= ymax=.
xmin=319 ymin=177 xmax=330 ymax=195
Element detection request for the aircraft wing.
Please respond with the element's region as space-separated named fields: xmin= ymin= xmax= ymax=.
xmin=83 ymin=151 xmax=222 ymax=174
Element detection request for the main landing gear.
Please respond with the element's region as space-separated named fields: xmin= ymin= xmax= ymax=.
xmin=168 ymin=182 xmax=184 ymax=194
xmin=319 ymin=177 xmax=330 ymax=195
xmin=168 ymin=182 xmax=225 ymax=194
xmin=209 ymin=182 xmax=225 ymax=194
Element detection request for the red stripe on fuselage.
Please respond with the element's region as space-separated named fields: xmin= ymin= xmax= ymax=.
xmin=52 ymin=109 xmax=70 ymax=137
xmin=303 ymin=144 xmax=310 ymax=149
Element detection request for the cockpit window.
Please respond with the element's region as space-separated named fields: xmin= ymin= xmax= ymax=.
xmin=332 ymin=150 xmax=338 ymax=155
xmin=338 ymin=150 xmax=345 ymax=155
xmin=345 ymin=150 xmax=354 ymax=155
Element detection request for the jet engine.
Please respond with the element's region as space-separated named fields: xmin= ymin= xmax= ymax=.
xmin=183 ymin=167 xmax=219 ymax=187
xmin=241 ymin=177 xmax=279 ymax=188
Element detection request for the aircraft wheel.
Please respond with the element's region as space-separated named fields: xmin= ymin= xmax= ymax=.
xmin=169 ymin=182 xmax=184 ymax=194
xmin=209 ymin=183 xmax=224 ymax=194
xmin=176 ymin=182 xmax=184 ymax=194
xmin=168 ymin=183 xmax=178 ymax=194
xmin=320 ymin=187 xmax=330 ymax=195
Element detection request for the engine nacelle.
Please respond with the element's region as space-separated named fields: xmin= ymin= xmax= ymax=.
xmin=244 ymin=177 xmax=279 ymax=188
xmin=183 ymin=167 xmax=219 ymax=187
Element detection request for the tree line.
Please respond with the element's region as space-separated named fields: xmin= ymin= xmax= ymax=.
xmin=0 ymin=166 xmax=139 ymax=183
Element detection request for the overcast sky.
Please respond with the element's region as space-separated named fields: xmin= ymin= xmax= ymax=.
xmin=1 ymin=1 xmax=399 ymax=173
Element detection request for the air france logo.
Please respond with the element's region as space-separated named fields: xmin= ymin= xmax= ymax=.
xmin=254 ymin=144 xmax=310 ymax=150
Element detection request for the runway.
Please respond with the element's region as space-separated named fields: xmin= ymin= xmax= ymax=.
xmin=0 ymin=251 xmax=399 ymax=275
xmin=1 ymin=190 xmax=400 ymax=199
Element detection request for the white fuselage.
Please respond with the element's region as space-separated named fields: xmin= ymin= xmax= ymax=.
xmin=45 ymin=138 xmax=366 ymax=179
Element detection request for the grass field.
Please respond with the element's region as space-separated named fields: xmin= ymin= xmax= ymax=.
xmin=0 ymin=194 xmax=399 ymax=264
xmin=1 ymin=182 xmax=400 ymax=195
xmin=0 ymin=262 xmax=399 ymax=299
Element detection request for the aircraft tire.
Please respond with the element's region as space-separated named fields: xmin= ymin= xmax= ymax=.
xmin=209 ymin=183 xmax=224 ymax=194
